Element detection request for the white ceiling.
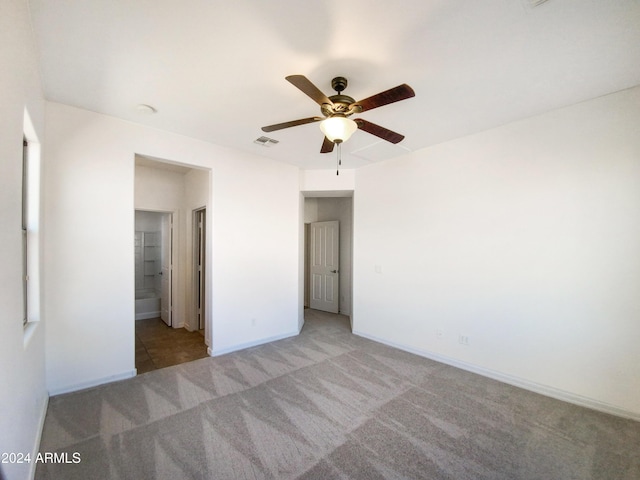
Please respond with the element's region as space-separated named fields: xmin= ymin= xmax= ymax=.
xmin=29 ymin=0 xmax=640 ymax=170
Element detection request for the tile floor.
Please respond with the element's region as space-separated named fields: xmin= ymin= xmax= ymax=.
xmin=135 ymin=317 xmax=208 ymax=374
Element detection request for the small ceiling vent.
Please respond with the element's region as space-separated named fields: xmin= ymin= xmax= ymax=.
xmin=253 ymin=136 xmax=279 ymax=147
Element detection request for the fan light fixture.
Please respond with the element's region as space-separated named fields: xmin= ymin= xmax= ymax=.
xmin=320 ymin=116 xmax=357 ymax=143
xmin=261 ymin=74 xmax=415 ymax=175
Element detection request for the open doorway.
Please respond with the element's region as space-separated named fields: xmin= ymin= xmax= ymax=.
xmin=302 ymin=194 xmax=354 ymax=330
xmin=134 ymin=155 xmax=211 ymax=373
xmin=134 ymin=210 xmax=172 ymax=325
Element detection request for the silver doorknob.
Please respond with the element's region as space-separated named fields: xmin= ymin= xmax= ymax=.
xmin=330 ymin=270 xmax=338 ymax=273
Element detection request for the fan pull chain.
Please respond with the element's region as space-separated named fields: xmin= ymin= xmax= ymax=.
xmin=336 ymin=142 xmax=341 ymax=176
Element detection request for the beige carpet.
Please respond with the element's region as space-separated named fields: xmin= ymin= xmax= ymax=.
xmin=36 ymin=310 xmax=640 ymax=479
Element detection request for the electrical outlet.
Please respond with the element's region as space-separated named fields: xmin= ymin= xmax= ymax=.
xmin=458 ymin=335 xmax=470 ymax=346
xmin=251 ymin=318 xmax=256 ymax=327
xmin=436 ymin=329 xmax=444 ymax=339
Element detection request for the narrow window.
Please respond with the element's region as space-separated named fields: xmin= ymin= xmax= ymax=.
xmin=22 ymin=138 xmax=28 ymax=325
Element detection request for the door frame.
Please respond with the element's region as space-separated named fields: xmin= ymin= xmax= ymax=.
xmin=160 ymin=211 xmax=173 ymax=326
xmin=192 ymin=207 xmax=206 ymax=331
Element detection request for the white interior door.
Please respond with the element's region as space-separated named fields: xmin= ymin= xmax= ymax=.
xmin=310 ymin=221 xmax=339 ymax=313
xmin=160 ymin=213 xmax=173 ymax=326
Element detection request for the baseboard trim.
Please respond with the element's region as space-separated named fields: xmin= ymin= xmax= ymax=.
xmin=135 ymin=311 xmax=160 ymax=320
xmin=211 ymin=330 xmax=299 ymax=357
xmin=353 ymin=330 xmax=640 ymax=422
xmin=48 ymin=369 xmax=137 ymax=396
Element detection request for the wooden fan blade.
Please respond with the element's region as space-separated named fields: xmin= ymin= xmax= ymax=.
xmin=320 ymin=136 xmax=335 ymax=153
xmin=355 ymin=118 xmax=405 ymax=144
xmin=353 ymin=84 xmax=415 ymax=112
xmin=286 ymin=75 xmax=333 ymax=107
xmin=262 ymin=116 xmax=323 ymax=132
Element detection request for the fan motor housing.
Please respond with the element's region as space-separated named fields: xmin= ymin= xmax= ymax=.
xmin=320 ymin=77 xmax=363 ymax=117
xmin=322 ymin=94 xmax=357 ymax=117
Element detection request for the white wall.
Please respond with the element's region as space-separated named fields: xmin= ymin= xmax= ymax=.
xmin=210 ymin=147 xmax=300 ymax=353
xmin=0 ymin=1 xmax=48 ymax=479
xmin=304 ymin=197 xmax=318 ymax=223
xmin=183 ymin=168 xmax=210 ymax=331
xmin=44 ymin=102 xmax=300 ymax=394
xmin=135 ymin=210 xmax=163 ymax=233
xmin=300 ymin=169 xmax=355 ymax=194
xmin=353 ymin=86 xmax=640 ymax=418
xmin=135 ymin=164 xmax=186 ymax=210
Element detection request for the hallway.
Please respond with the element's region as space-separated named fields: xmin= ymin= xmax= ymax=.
xmin=135 ymin=318 xmax=208 ymax=374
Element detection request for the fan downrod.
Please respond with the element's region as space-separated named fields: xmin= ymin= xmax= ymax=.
xmin=331 ymin=76 xmax=348 ymax=93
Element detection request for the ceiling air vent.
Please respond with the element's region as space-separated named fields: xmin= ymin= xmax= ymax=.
xmin=253 ymin=136 xmax=279 ymax=147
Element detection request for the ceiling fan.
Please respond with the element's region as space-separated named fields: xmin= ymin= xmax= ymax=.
xmin=262 ymin=75 xmax=415 ymax=153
